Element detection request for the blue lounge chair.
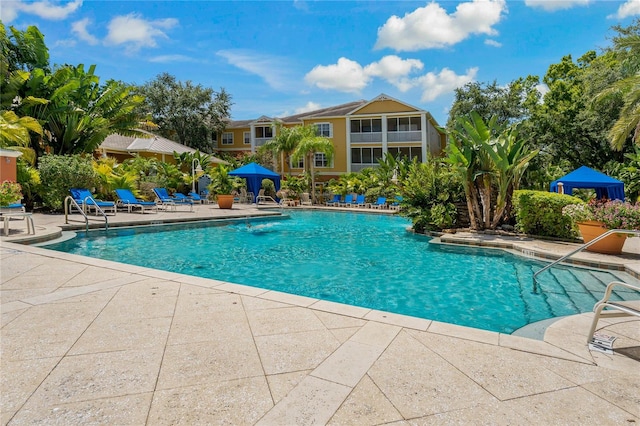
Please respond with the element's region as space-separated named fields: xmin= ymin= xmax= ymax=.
xmin=325 ymin=194 xmax=341 ymax=206
xmin=114 ymin=189 xmax=157 ymax=214
xmin=188 ymin=191 xmax=209 ymax=204
xmin=0 ymin=203 xmax=25 ymax=213
xmin=153 ymin=188 xmax=193 ymax=211
xmin=369 ymin=197 xmax=387 ymax=209
xmin=69 ymin=188 xmax=117 ymax=215
xmin=339 ymin=194 xmax=354 ymax=207
xmin=390 ymin=196 xmax=403 ymax=211
xmin=353 ymin=194 xmax=366 ymax=208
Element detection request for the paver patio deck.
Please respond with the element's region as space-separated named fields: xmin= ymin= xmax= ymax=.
xmin=1 ymin=204 xmax=639 ymax=425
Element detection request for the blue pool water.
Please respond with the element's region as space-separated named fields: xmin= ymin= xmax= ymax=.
xmin=45 ymin=210 xmax=639 ymax=333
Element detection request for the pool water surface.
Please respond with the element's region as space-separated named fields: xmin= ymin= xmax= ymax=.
xmin=44 ymin=210 xmax=639 ymax=333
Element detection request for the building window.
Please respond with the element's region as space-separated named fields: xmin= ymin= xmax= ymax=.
xmin=351 ymin=147 xmax=383 ymax=164
xmin=290 ymin=157 xmax=304 ymax=169
xmin=314 ymin=123 xmax=332 ymax=137
xmin=222 ymin=132 xmax=234 ymax=145
xmin=255 ymin=126 xmax=273 ymax=138
xmin=314 ymin=153 xmax=330 ymax=167
xmin=243 ymin=131 xmax=251 ymax=145
xmin=350 ymin=118 xmax=382 ymax=133
xmin=387 ymin=116 xmax=421 ymax=132
xmin=388 ymin=146 xmax=422 ymax=161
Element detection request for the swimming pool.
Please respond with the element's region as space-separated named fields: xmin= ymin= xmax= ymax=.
xmin=45 ymin=210 xmax=639 ymax=333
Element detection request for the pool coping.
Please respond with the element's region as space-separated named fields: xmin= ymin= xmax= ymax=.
xmin=2 ymin=239 xmax=625 ymax=366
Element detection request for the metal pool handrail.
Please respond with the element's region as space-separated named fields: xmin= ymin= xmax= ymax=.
xmin=532 ymin=229 xmax=640 ymax=293
xmin=64 ymin=195 xmax=109 ymax=232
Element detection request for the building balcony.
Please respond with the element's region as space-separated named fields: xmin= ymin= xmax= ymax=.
xmin=350 ymin=132 xmax=382 ymax=143
xmin=387 ymin=131 xmax=422 ymax=142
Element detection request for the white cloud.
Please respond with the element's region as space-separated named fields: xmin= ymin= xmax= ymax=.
xmin=536 ymin=83 xmax=550 ymax=98
xmin=525 ymin=0 xmax=591 ymax=11
xmin=305 ymin=55 xmax=475 ymax=102
xmin=364 ymin=55 xmax=424 ymax=92
xmin=71 ymin=17 xmax=98 ymax=45
xmin=0 ymin=0 xmax=82 ymax=22
xmin=375 ymin=0 xmax=507 ymax=51
xmin=415 ymin=67 xmax=478 ymax=102
xmin=485 ymin=39 xmax=502 ymax=47
xmin=609 ymin=0 xmax=640 ymax=18
xmin=304 ymin=57 xmax=370 ymax=93
xmin=295 ymin=102 xmax=322 ymax=114
xmin=149 ymin=54 xmax=197 ymax=63
xmin=105 ymin=13 xmax=178 ymax=53
xmin=217 ymin=49 xmax=294 ymax=91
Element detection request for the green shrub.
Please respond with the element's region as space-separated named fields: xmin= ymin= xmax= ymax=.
xmin=513 ymin=190 xmax=583 ymax=239
xmin=399 ymin=158 xmax=464 ymax=232
xmin=38 ymin=154 xmax=98 ymax=211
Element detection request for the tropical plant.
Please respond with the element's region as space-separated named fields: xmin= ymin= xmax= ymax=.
xmin=447 ymin=111 xmax=537 ymax=230
xmin=399 ymin=157 xmax=464 ymax=232
xmin=16 ymin=159 xmax=40 ymax=209
xmin=19 ymin=65 xmax=146 ymax=157
xmin=207 ymin=164 xmax=240 ymax=197
xmin=594 ymin=19 xmax=640 ymax=150
xmin=260 ymin=123 xmax=302 ymax=175
xmin=485 ymin=123 xmax=538 ymax=227
xmin=37 ymin=154 xmax=98 ymax=211
xmin=290 ymin=125 xmax=334 ymax=203
xmin=604 ymin=146 xmax=640 ymax=202
xmin=0 ymin=181 xmax=22 ymax=206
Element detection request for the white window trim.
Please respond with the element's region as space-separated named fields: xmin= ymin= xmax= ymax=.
xmin=222 ymin=132 xmax=234 ymax=145
xmin=243 ymin=131 xmax=251 ymax=145
xmin=315 ymin=122 xmax=333 ymax=138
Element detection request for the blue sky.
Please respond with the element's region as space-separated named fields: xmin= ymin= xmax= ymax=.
xmin=3 ymin=0 xmax=639 ymax=125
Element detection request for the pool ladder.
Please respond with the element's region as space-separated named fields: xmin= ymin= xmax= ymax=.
xmin=532 ymin=229 xmax=639 ymax=293
xmin=64 ymin=196 xmax=109 ymax=232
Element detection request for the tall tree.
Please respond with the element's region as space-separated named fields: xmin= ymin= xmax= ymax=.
xmin=527 ymin=52 xmax=626 ymax=169
xmin=260 ymin=123 xmax=303 ymax=175
xmin=446 ymin=77 xmax=540 ymax=130
xmin=138 ymin=73 xmax=232 ymax=152
xmin=290 ymin=125 xmax=334 ymax=203
xmin=594 ymin=19 xmax=640 ymax=150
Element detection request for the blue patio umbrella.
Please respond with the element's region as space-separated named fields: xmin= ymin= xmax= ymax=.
xmin=228 ymin=162 xmax=281 ymax=203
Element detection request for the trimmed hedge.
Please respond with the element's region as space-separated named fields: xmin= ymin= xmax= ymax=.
xmin=513 ymin=190 xmax=584 ymax=239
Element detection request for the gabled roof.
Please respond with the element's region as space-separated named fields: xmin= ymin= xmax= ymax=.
xmin=282 ymin=100 xmax=367 ymax=123
xmin=223 ymin=94 xmax=439 ymax=128
xmin=101 ymin=130 xmax=196 ymax=155
xmin=348 ymin=93 xmax=424 ymax=115
xmin=100 ymin=130 xmax=227 ymax=163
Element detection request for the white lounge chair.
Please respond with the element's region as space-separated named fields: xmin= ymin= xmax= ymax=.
xmin=587 ymin=281 xmax=640 ymax=344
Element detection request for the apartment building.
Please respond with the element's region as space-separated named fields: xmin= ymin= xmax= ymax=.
xmin=216 ymin=94 xmax=446 ymax=180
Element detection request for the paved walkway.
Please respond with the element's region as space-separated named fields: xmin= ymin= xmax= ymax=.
xmin=1 ymin=204 xmax=639 ymax=425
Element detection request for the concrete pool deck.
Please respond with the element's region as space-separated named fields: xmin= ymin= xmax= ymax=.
xmin=1 ymin=204 xmax=639 ymax=424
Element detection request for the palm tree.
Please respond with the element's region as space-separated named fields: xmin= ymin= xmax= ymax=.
xmin=290 ymin=125 xmax=334 ymax=203
xmin=260 ymin=123 xmax=301 ymax=175
xmin=595 ymin=22 xmax=640 ymax=150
